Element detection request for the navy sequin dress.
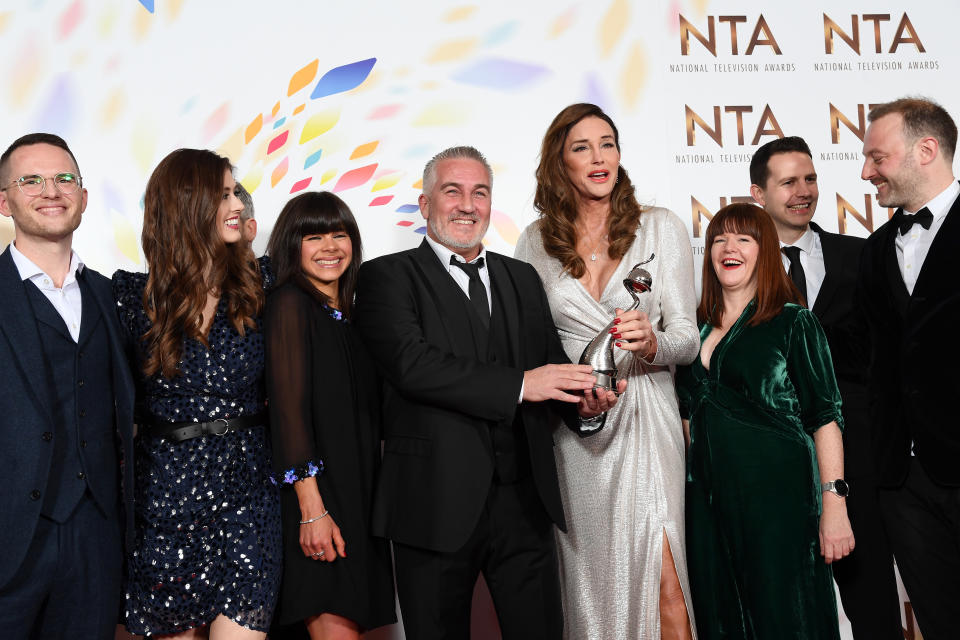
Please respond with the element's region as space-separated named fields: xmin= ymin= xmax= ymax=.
xmin=113 ymin=259 xmax=281 ymax=636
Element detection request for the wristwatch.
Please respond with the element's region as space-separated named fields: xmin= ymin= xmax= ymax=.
xmin=821 ymin=479 xmax=850 ymax=497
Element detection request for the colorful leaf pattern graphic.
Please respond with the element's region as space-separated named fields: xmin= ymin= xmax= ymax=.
xmin=0 ymin=0 xmax=660 ymax=266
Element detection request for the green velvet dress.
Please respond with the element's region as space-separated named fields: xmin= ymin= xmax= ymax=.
xmin=676 ymin=302 xmax=844 ymax=640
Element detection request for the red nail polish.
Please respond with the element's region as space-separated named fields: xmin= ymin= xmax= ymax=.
xmin=613 ymin=332 xmax=622 ymax=338
xmin=608 ymin=328 xmax=616 ymax=334
xmin=615 ymin=342 xmax=622 ymax=348
xmin=613 ymin=318 xmax=621 ymax=325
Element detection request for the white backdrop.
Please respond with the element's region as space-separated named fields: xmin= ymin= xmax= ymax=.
xmin=2 ymin=1 xmax=951 ymax=638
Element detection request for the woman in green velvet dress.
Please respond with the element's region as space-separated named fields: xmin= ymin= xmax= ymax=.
xmin=676 ymin=203 xmax=855 ymax=640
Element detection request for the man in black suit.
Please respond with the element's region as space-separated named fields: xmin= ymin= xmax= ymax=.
xmin=858 ymin=98 xmax=960 ymax=639
xmin=749 ymin=136 xmax=902 ymax=639
xmin=0 ymin=133 xmax=134 ymax=639
xmin=355 ymin=146 xmax=618 ymax=639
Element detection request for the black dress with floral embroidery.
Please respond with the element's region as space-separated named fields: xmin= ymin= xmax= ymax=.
xmin=264 ymin=281 xmax=395 ymax=629
xmin=112 ymin=258 xmax=281 ymax=636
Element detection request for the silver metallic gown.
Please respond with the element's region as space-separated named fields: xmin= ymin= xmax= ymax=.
xmin=515 ymin=207 xmax=700 ymax=639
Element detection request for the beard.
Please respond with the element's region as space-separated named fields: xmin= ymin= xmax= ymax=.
xmin=876 ymin=153 xmax=923 ymax=209
xmin=427 ymin=214 xmax=488 ymax=251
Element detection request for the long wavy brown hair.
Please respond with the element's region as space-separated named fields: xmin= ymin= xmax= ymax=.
xmin=140 ymin=149 xmax=264 ymax=378
xmin=699 ymin=203 xmax=802 ymax=327
xmin=534 ymin=103 xmax=645 ymax=279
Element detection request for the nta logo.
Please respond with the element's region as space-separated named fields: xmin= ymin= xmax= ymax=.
xmin=824 ymin=13 xmax=924 ymax=54
xmin=685 ymin=105 xmax=784 ymax=147
xmin=678 ymin=13 xmax=925 ymax=56
xmin=679 ymin=15 xmax=782 ymax=56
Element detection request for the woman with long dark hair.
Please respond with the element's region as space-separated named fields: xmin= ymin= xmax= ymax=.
xmin=113 ymin=149 xmax=281 ymax=639
xmin=676 ymin=203 xmax=853 ymax=639
xmin=264 ymin=192 xmax=395 ymax=639
xmin=515 ymin=103 xmax=699 ymax=639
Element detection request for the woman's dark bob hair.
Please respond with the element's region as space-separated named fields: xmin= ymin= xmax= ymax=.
xmin=267 ymin=191 xmax=363 ymax=316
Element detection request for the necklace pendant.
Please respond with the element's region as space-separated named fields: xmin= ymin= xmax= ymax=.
xmin=590 ymin=253 xmax=597 ymax=262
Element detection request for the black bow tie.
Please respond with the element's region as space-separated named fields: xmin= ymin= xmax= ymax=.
xmin=898 ymin=207 xmax=934 ymax=235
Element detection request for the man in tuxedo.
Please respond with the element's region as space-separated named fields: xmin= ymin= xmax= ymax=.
xmin=0 ymin=133 xmax=134 ymax=639
xmin=858 ymin=97 xmax=960 ymax=639
xmin=749 ymin=136 xmax=902 ymax=639
xmin=355 ymin=146 xmax=618 ymax=639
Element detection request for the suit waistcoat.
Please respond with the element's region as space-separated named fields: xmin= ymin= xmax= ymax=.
xmin=462 ymin=276 xmax=531 ymax=484
xmin=23 ymin=274 xmax=118 ymax=522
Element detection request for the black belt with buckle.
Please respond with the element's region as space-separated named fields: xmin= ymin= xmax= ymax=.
xmin=142 ymin=413 xmax=267 ymax=442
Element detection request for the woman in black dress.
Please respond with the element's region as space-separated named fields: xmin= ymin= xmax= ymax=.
xmin=264 ymin=191 xmax=395 ymax=639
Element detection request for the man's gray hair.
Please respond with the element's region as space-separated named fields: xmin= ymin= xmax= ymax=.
xmin=235 ymin=182 xmax=254 ymax=221
xmin=422 ymin=146 xmax=493 ymax=194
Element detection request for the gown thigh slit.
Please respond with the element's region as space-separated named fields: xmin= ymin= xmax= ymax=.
xmin=515 ymin=209 xmax=700 ymax=639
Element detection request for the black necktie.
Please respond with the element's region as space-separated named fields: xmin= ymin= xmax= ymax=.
xmin=450 ymin=255 xmax=489 ymax=329
xmin=781 ymin=245 xmax=808 ymax=304
xmin=897 ymin=207 xmax=934 ymax=235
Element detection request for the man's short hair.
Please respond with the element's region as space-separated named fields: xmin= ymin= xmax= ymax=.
xmin=749 ymin=136 xmax=813 ymax=188
xmin=868 ymin=97 xmax=958 ymax=163
xmin=422 ymin=146 xmax=493 ymax=194
xmin=0 ymin=133 xmax=80 ymax=185
xmin=235 ymin=182 xmax=254 ymax=221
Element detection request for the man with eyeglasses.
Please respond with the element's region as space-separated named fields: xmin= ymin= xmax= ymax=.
xmin=0 ymin=133 xmax=134 ymax=639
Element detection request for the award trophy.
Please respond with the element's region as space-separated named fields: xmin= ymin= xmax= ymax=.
xmin=578 ymin=254 xmax=655 ymax=392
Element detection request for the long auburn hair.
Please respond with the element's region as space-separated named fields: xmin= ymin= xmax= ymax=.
xmin=140 ymin=148 xmax=263 ymax=378
xmin=266 ymin=191 xmax=363 ymax=318
xmin=534 ymin=103 xmax=645 ymax=279
xmin=698 ymin=203 xmax=802 ymax=327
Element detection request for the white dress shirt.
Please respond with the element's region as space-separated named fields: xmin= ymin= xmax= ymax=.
xmin=898 ymin=180 xmax=959 ymax=294
xmin=779 ymin=227 xmax=826 ymax=310
xmin=10 ymin=243 xmax=84 ymax=342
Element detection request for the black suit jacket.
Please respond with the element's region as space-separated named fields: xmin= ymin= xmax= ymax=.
xmin=355 ymin=240 xmax=575 ymax=553
xmin=856 ymin=189 xmax=960 ymax=487
xmin=0 ymin=246 xmax=135 ymax=586
xmin=808 ymin=223 xmax=871 ymax=478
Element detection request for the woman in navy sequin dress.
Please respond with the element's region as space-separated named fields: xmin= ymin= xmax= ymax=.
xmin=264 ymin=192 xmax=395 ymax=638
xmin=113 ymin=149 xmax=281 ymax=638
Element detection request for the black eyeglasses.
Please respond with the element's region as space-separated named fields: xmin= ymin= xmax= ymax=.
xmin=1 ymin=173 xmax=83 ymax=196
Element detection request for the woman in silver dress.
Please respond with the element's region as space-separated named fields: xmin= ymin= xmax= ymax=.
xmin=515 ymin=103 xmax=700 ymax=639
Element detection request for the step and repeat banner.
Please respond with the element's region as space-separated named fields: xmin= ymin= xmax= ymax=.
xmin=1 ymin=1 xmax=950 ymax=638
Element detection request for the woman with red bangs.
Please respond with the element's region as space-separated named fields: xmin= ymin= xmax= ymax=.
xmin=675 ymin=203 xmax=854 ymax=639
xmin=113 ymin=149 xmax=281 ymax=639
